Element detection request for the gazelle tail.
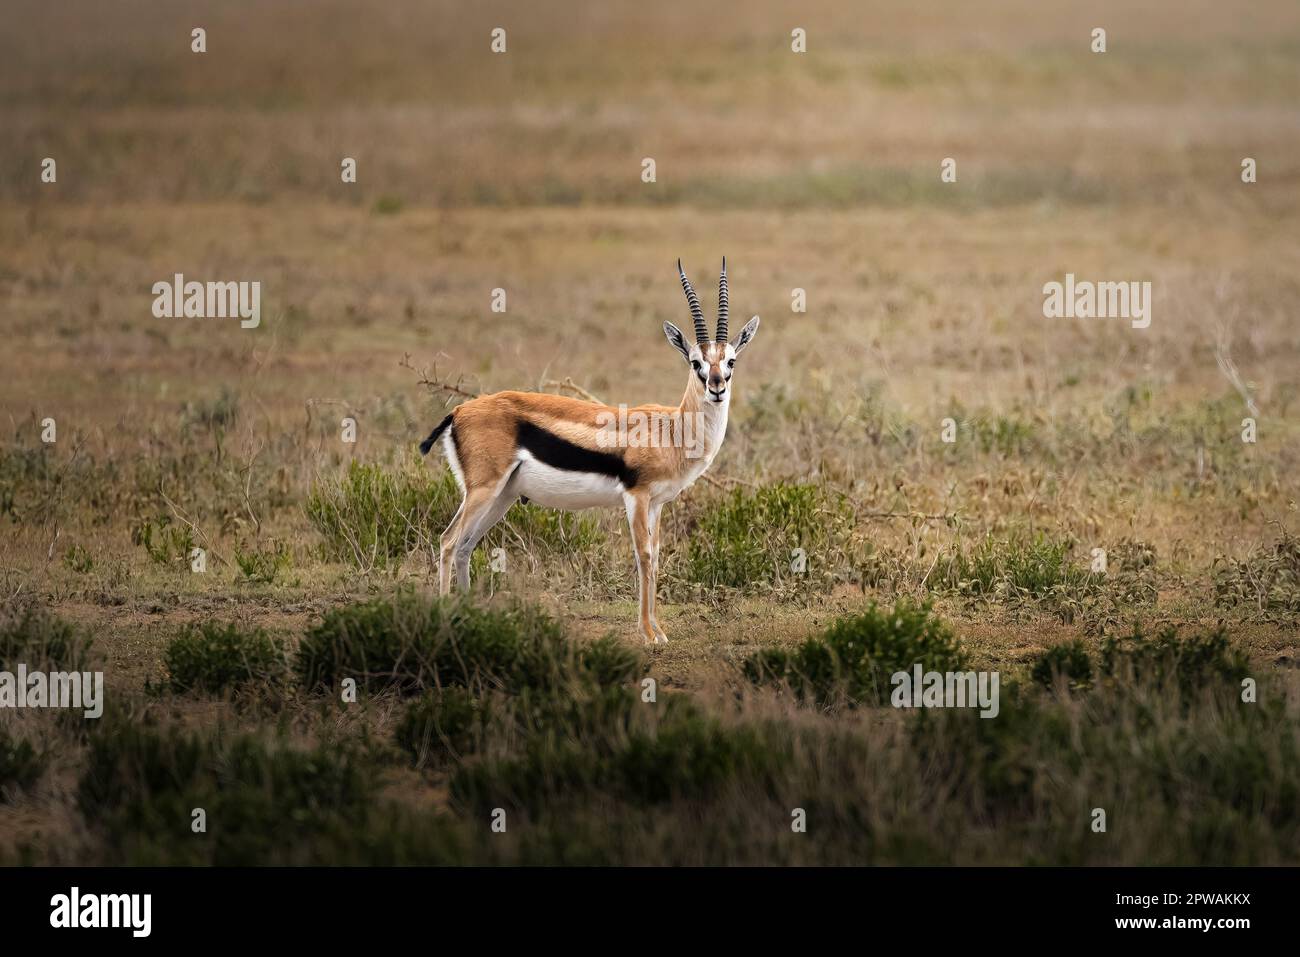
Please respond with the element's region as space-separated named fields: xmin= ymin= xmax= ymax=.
xmin=418 ymin=414 xmax=454 ymax=456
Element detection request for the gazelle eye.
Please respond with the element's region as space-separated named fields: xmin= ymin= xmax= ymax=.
xmin=727 ymin=359 xmax=735 ymax=368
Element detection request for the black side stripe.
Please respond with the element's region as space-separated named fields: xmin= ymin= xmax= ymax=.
xmin=516 ymin=420 xmax=639 ymax=489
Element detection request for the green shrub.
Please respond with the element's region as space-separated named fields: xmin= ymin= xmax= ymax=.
xmin=62 ymin=544 xmax=94 ymax=574
xmin=683 ymin=482 xmax=854 ymax=590
xmin=305 ymin=459 xmax=460 ymax=570
xmin=164 ymin=622 xmax=287 ymax=694
xmin=743 ymin=600 xmax=967 ymax=707
xmin=910 ymin=673 xmax=1299 ymax=863
xmin=1100 ymin=624 xmax=1250 ymax=694
xmin=233 ymin=540 xmax=293 ymax=583
xmin=938 ymin=531 xmax=1098 ymax=601
xmin=972 ymin=414 xmax=1037 ymax=457
xmin=0 ymin=605 xmax=92 ymax=673
xmin=130 ymin=516 xmax=196 ymax=568
xmin=577 ymin=634 xmax=643 ymax=688
xmin=0 ymin=729 xmax=44 ymax=799
xmin=1029 ymin=640 xmax=1094 ymax=690
xmin=451 ymin=692 xmax=785 ymax=813
xmin=1213 ymin=529 xmax=1300 ymax=616
xmin=396 ymin=688 xmax=492 ymax=766
xmin=78 ymin=720 xmax=382 ymax=865
xmin=297 ymin=594 xmax=641 ymax=696
xmin=496 ymin=502 xmax=603 ymax=557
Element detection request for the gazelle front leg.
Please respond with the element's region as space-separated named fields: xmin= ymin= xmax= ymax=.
xmin=647 ymin=503 xmax=667 ymax=643
xmin=624 ymin=493 xmax=662 ymax=645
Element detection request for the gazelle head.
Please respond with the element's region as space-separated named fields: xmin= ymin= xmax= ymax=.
xmin=663 ymin=258 xmax=760 ymax=405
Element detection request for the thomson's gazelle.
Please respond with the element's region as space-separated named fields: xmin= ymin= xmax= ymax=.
xmin=419 ymin=259 xmax=760 ymax=644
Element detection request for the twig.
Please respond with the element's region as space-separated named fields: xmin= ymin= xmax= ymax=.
xmin=400 ymin=353 xmax=480 ymax=401
xmin=542 ymin=377 xmax=604 ymax=404
xmin=1211 ymin=275 xmax=1260 ymax=418
xmin=918 ymin=547 xmax=944 ymax=590
xmin=858 ymin=510 xmax=955 ymax=522
xmin=699 ymin=473 xmax=760 ymax=490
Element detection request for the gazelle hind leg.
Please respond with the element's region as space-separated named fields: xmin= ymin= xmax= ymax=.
xmin=441 ymin=488 xmax=495 ymax=591
xmin=453 ymin=474 xmax=518 ymax=590
xmin=438 ymin=499 xmax=465 ymax=595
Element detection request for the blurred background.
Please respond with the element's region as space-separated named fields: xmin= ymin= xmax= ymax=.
xmin=2 ymin=0 xmax=1297 ymax=422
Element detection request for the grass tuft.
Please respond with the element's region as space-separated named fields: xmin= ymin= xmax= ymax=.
xmin=682 ymin=482 xmax=855 ymax=591
xmin=164 ymin=622 xmax=288 ymax=695
xmin=304 ymin=459 xmax=459 ymax=571
xmin=297 ymin=593 xmax=641 ymax=696
xmin=743 ymin=600 xmax=967 ymax=707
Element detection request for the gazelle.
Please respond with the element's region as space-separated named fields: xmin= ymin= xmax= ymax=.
xmin=418 ymin=259 xmax=760 ymax=644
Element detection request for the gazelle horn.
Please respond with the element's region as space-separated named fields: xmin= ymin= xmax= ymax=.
xmin=679 ymin=259 xmax=709 ymax=343
xmin=716 ymin=256 xmax=729 ymax=342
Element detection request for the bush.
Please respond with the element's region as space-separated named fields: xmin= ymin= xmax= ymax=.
xmin=1100 ymin=624 xmax=1250 ymax=694
xmin=0 ymin=605 xmax=92 ymax=673
xmin=938 ymin=531 xmax=1097 ymax=600
xmin=1029 ymin=640 xmax=1094 ymax=690
xmin=496 ymin=502 xmax=604 ymax=557
xmin=450 ymin=692 xmax=786 ymax=813
xmin=305 ymin=459 xmax=460 ymax=571
xmin=396 ymin=688 xmax=493 ymax=766
xmin=743 ymin=600 xmax=968 ymax=707
xmin=1213 ymin=529 xmax=1300 ymax=616
xmin=297 ymin=594 xmax=642 ymax=696
xmin=683 ymin=482 xmax=854 ymax=590
xmin=1027 ymin=626 xmax=1250 ymax=698
xmin=164 ymin=622 xmax=288 ymax=694
xmin=910 ymin=672 xmax=1299 ymax=864
xmin=130 ymin=516 xmax=196 ymax=568
xmin=62 ymin=544 xmax=94 ymax=574
xmin=78 ymin=720 xmax=383 ymax=865
xmin=0 ymin=729 xmax=44 ymax=799
xmin=233 ymin=541 xmax=293 ymax=584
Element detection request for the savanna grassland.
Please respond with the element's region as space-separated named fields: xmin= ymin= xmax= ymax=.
xmin=0 ymin=0 xmax=1298 ymax=864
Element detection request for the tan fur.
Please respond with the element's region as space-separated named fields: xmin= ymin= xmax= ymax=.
xmin=448 ymin=390 xmax=707 ymax=486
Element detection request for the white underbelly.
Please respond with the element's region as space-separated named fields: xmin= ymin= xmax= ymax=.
xmin=513 ymin=457 xmax=625 ymax=510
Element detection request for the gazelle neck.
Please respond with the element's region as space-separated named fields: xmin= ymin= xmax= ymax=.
xmin=679 ymin=373 xmax=730 ymax=462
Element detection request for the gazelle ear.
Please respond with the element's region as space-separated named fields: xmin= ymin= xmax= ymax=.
xmin=663 ymin=321 xmax=692 ymax=362
xmin=733 ymin=315 xmax=760 ymax=356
